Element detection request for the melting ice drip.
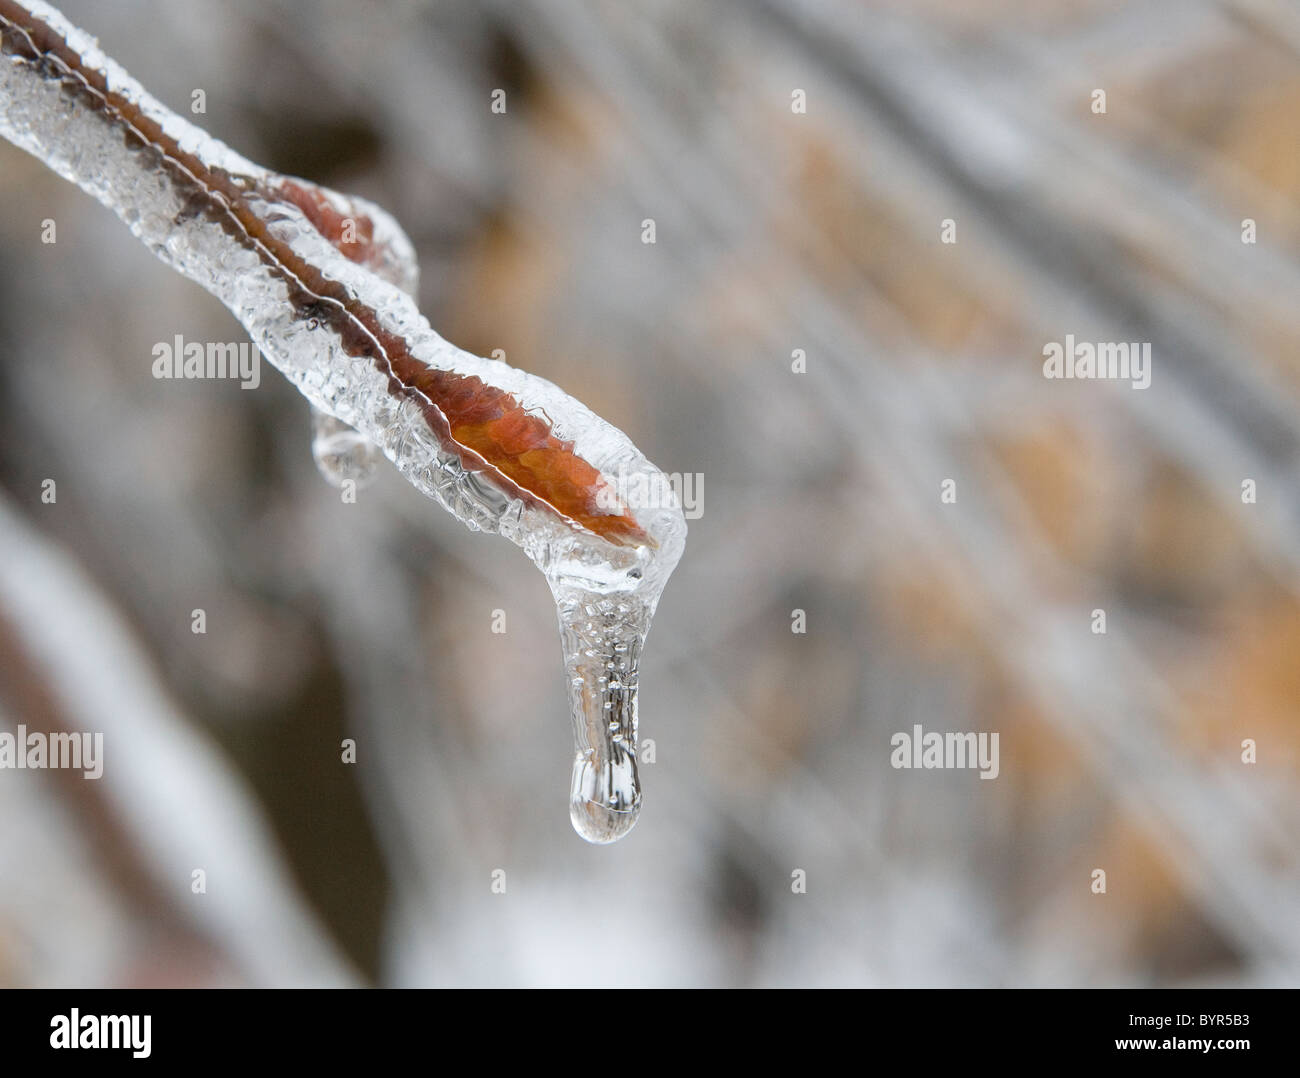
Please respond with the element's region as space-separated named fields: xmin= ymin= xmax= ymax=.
xmin=310 ymin=407 xmax=383 ymax=489
xmin=0 ymin=0 xmax=686 ymax=842
xmin=556 ymin=589 xmax=649 ymax=841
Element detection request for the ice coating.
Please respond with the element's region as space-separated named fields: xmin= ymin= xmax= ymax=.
xmin=0 ymin=0 xmax=686 ymax=842
xmin=303 ymin=183 xmax=414 ymax=493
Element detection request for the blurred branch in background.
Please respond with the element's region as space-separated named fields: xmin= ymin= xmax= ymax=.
xmin=0 ymin=496 xmax=353 ymax=986
xmin=0 ymin=0 xmax=1297 ymax=986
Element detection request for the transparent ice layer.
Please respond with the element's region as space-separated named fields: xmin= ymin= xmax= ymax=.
xmin=0 ymin=0 xmax=686 ymax=841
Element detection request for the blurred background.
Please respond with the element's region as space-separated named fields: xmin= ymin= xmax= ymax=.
xmin=1 ymin=0 xmax=1298 ymax=987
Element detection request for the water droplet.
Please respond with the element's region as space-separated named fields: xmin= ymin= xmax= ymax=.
xmin=310 ymin=404 xmax=381 ymax=488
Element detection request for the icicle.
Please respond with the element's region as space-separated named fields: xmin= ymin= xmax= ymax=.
xmin=0 ymin=0 xmax=686 ymax=842
xmin=554 ymin=587 xmax=651 ymax=842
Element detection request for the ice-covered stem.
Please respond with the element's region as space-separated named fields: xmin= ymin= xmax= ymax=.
xmin=0 ymin=0 xmax=685 ymax=842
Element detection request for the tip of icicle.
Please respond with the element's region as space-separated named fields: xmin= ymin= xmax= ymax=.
xmin=570 ymin=798 xmax=640 ymax=844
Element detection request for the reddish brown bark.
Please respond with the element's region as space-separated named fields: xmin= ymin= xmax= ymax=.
xmin=0 ymin=0 xmax=646 ymax=546
xmin=273 ymin=178 xmax=646 ymax=544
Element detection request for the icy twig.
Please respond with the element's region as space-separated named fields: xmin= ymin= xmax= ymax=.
xmin=0 ymin=0 xmax=685 ymax=842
